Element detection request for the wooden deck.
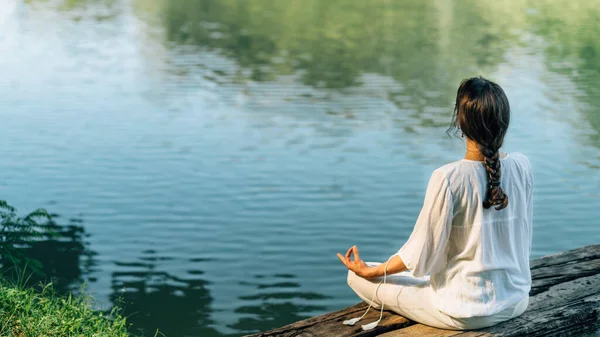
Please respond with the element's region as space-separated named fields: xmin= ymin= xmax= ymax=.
xmin=246 ymin=244 xmax=600 ymax=337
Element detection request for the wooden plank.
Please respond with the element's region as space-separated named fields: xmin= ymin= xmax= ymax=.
xmin=249 ymin=244 xmax=600 ymax=337
xmin=245 ymin=302 xmax=414 ymax=337
xmin=530 ymin=244 xmax=600 ymax=296
xmin=378 ymin=324 xmax=462 ymax=337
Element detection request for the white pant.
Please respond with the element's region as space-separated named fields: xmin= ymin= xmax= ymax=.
xmin=347 ymin=262 xmax=529 ymax=330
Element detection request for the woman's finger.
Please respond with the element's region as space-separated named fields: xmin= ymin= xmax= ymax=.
xmin=352 ymin=246 xmax=360 ymax=261
xmin=336 ymin=253 xmax=348 ymax=267
xmin=345 ymin=247 xmax=353 ymax=261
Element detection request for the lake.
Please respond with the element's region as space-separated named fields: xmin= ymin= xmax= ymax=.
xmin=1 ymin=0 xmax=599 ymax=336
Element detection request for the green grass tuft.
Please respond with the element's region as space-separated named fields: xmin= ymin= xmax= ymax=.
xmin=0 ymin=281 xmax=131 ymax=337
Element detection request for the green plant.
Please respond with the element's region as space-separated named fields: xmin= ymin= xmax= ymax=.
xmin=0 ymin=200 xmax=55 ymax=279
xmin=0 ymin=280 xmax=131 ymax=337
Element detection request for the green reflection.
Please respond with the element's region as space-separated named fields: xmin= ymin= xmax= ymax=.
xmin=159 ymin=0 xmax=517 ymax=117
xmin=28 ymin=0 xmax=600 ymax=142
xmin=230 ymin=274 xmax=329 ymax=336
xmin=25 ymin=0 xmax=117 ymax=9
xmin=18 ymin=216 xmax=97 ymax=294
xmin=527 ymin=0 xmax=600 ymax=147
xmin=26 ymin=0 xmax=522 ymax=125
xmin=0 ymin=201 xmax=96 ymax=295
xmin=109 ymin=251 xmax=219 ymax=337
xmin=155 ymin=0 xmax=600 ymax=144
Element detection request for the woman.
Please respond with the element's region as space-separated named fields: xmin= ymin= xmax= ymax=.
xmin=337 ymin=76 xmax=532 ymax=331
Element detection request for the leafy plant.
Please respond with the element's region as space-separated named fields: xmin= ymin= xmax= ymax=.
xmin=0 ymin=280 xmax=131 ymax=337
xmin=0 ymin=200 xmax=55 ymax=280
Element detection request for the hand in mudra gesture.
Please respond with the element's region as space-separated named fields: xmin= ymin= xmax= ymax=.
xmin=337 ymin=246 xmax=371 ymax=278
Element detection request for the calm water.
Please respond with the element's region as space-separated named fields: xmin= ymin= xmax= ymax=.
xmin=1 ymin=0 xmax=599 ymax=336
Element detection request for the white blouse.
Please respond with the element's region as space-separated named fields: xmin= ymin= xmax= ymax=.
xmin=396 ymin=152 xmax=533 ymax=318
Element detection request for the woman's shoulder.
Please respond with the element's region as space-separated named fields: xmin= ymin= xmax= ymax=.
xmin=430 ymin=159 xmax=475 ymax=182
xmin=506 ymin=152 xmax=530 ymax=165
xmin=505 ymin=152 xmax=532 ymax=175
xmin=506 ymin=152 xmax=533 ymax=185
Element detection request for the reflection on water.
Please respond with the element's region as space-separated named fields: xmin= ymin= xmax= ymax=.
xmin=109 ymin=254 xmax=330 ymax=337
xmin=231 ymin=274 xmax=329 ymax=335
xmin=22 ymin=216 xmax=97 ymax=294
xmin=1 ymin=211 xmax=96 ymax=295
xmin=109 ymin=251 xmax=219 ymax=337
xmin=161 ymin=0 xmax=511 ymax=121
xmin=1 ymin=0 xmax=600 ymax=336
xmin=527 ymin=1 xmax=600 ymax=148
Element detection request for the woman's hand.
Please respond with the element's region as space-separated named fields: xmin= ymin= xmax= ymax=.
xmin=337 ymin=246 xmax=373 ymax=279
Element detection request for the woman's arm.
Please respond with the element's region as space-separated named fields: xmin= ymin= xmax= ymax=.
xmin=363 ymin=255 xmax=407 ymax=279
xmin=337 ymin=246 xmax=407 ymax=279
xmin=338 ymin=170 xmax=453 ymax=280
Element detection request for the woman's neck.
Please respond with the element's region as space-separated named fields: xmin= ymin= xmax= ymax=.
xmin=464 ymin=138 xmax=506 ymax=161
xmin=464 ymin=138 xmax=485 ymax=161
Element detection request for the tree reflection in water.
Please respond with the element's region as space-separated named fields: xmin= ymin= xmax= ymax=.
xmin=109 ymin=250 xmax=220 ymax=337
xmin=109 ymin=259 xmax=331 ymax=336
xmin=230 ymin=273 xmax=329 ymax=335
xmin=1 ymin=211 xmax=96 ymax=295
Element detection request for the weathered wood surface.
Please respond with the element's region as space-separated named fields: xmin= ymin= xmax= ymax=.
xmin=246 ymin=244 xmax=600 ymax=337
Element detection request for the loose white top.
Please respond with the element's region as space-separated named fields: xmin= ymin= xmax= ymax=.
xmin=396 ymin=152 xmax=533 ymax=318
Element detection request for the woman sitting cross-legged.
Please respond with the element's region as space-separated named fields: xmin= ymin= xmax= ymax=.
xmin=337 ymin=76 xmax=532 ymax=331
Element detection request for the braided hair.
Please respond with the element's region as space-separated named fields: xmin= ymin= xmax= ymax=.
xmin=450 ymin=77 xmax=511 ymax=210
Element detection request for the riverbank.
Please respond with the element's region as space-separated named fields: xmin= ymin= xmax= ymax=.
xmin=0 ymin=280 xmax=131 ymax=337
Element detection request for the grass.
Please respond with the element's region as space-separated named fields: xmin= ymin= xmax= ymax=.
xmin=0 ymin=280 xmax=132 ymax=337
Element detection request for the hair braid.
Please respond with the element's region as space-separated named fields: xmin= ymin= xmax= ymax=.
xmin=481 ymin=147 xmax=508 ymax=210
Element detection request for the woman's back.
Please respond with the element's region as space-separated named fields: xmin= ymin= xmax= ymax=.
xmin=432 ymin=152 xmax=533 ymax=317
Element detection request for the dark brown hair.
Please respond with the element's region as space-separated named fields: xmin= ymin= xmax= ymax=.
xmin=450 ymin=76 xmax=511 ymax=210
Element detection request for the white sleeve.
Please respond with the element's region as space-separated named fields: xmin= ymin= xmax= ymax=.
xmin=526 ymin=158 xmax=533 ymax=258
xmin=395 ymin=169 xmax=454 ymax=278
